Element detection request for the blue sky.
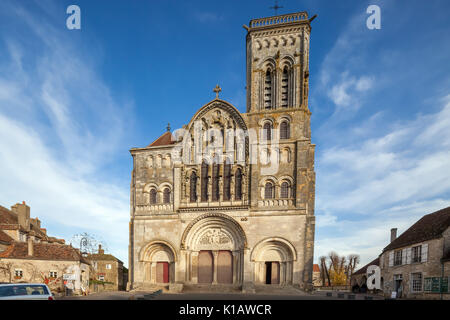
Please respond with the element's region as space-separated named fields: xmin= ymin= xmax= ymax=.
xmin=0 ymin=0 xmax=449 ymax=268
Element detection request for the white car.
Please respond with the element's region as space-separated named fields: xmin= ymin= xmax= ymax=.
xmin=0 ymin=283 xmax=54 ymax=300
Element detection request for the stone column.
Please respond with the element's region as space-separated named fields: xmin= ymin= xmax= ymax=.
xmin=151 ymin=262 xmax=156 ymax=284
xmin=232 ymin=251 xmax=238 ymax=284
xmin=191 ymin=251 xmax=199 ymax=283
xmin=173 ymin=166 xmax=181 ymax=211
xmin=281 ymin=262 xmax=286 ymax=285
xmin=212 ymin=250 xmax=219 ymax=284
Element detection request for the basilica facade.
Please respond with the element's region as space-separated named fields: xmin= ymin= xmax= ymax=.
xmin=128 ymin=11 xmax=316 ymax=291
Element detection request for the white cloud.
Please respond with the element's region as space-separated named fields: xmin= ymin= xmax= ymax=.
xmin=0 ymin=2 xmax=132 ymax=264
xmin=328 ymin=74 xmax=374 ymax=108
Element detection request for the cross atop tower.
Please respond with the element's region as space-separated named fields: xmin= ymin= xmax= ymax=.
xmin=213 ymin=84 xmax=222 ymax=99
xmin=269 ymin=0 xmax=283 ymax=15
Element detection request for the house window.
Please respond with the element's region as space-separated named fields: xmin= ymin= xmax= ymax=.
xmin=106 ymin=264 xmax=112 ymax=270
xmin=223 ymin=163 xmax=231 ymax=201
xmin=235 ymin=168 xmax=242 ymax=200
xmin=264 ymin=70 xmax=272 ymax=109
xmin=201 ymin=161 xmax=209 ymax=202
xmin=190 ymin=171 xmax=197 ymax=202
xmin=394 ymin=250 xmax=402 ymax=266
xmin=49 ymin=271 xmax=58 ymax=278
xmin=212 ymin=163 xmax=220 ymax=201
xmin=163 ymin=188 xmax=171 ymax=204
xmin=412 ymin=245 xmax=422 ymax=263
xmin=264 ymin=182 xmax=274 ymax=199
xmin=14 ymin=269 xmax=23 ymax=278
xmin=280 ymin=121 xmax=290 ymax=139
xmin=263 ymin=123 xmax=272 ymax=141
xmin=281 ymin=67 xmax=289 ymax=108
xmin=150 ymin=189 xmax=157 ymax=204
xmin=411 ymin=273 xmax=422 ymax=292
xmin=281 ymin=182 xmax=290 ymax=198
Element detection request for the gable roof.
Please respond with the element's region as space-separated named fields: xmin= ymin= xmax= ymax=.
xmin=0 ymin=242 xmax=89 ymax=264
xmin=87 ymin=253 xmax=123 ymax=264
xmin=0 ymin=205 xmax=47 ymax=239
xmin=148 ymin=131 xmax=175 ymax=147
xmin=313 ymin=264 xmax=320 ymax=272
xmin=353 ymin=257 xmax=379 ymax=276
xmin=0 ymin=230 xmax=13 ymax=245
xmin=383 ymin=206 xmax=450 ymax=252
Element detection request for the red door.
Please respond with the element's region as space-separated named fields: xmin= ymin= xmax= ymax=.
xmin=156 ymin=262 xmax=169 ymax=283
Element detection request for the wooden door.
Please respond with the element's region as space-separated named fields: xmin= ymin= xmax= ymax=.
xmin=156 ymin=262 xmax=169 ymax=283
xmin=198 ymin=251 xmax=213 ymax=284
xmin=217 ymin=251 xmax=233 ymax=284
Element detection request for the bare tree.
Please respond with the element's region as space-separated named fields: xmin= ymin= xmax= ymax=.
xmin=347 ymin=254 xmax=360 ymax=285
xmin=319 ymin=256 xmax=330 ymax=286
xmin=0 ymin=261 xmax=13 ymax=283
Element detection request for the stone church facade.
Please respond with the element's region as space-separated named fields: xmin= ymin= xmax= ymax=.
xmin=128 ymin=11 xmax=316 ymax=291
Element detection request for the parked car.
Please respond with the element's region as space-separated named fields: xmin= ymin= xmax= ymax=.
xmin=0 ymin=283 xmax=54 ymax=300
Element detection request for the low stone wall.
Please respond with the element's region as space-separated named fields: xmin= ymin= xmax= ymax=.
xmin=315 ymin=286 xmax=351 ymax=292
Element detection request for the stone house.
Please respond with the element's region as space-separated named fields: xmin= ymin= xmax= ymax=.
xmin=88 ymin=245 xmax=126 ymax=291
xmin=0 ymin=202 xmax=90 ymax=295
xmin=379 ymin=207 xmax=450 ymax=299
xmin=128 ymin=11 xmax=316 ymax=292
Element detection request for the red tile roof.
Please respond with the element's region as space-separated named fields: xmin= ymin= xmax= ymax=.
xmin=383 ymin=206 xmax=450 ymax=252
xmin=0 ymin=206 xmax=18 ymax=224
xmin=313 ymin=264 xmax=320 ymax=272
xmin=148 ymin=131 xmax=175 ymax=147
xmin=0 ymin=205 xmax=47 ymax=239
xmin=0 ymin=242 xmax=89 ymax=264
xmin=0 ymin=230 xmax=13 ymax=245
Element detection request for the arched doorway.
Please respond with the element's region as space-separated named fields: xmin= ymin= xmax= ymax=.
xmin=251 ymin=238 xmax=296 ymax=285
xmin=140 ymin=241 xmax=177 ymax=285
xmin=181 ymin=213 xmax=247 ymax=285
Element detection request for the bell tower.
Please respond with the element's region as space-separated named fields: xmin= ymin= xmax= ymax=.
xmin=243 ymin=11 xmax=317 ymax=290
xmin=244 ymin=12 xmax=313 ymax=113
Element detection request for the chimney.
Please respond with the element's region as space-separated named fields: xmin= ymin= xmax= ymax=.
xmin=98 ymin=244 xmax=104 ymax=255
xmin=391 ymin=228 xmax=398 ymax=243
xmin=27 ymin=237 xmax=34 ymax=256
xmin=11 ymin=202 xmax=30 ymax=232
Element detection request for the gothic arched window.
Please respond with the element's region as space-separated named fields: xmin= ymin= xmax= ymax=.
xmin=263 ymin=122 xmax=272 ymax=141
xmin=223 ymin=163 xmax=231 ymax=201
xmin=163 ymin=188 xmax=171 ymax=204
xmin=281 ymin=182 xmax=290 ymax=198
xmin=281 ymin=67 xmax=289 ymax=108
xmin=235 ymin=168 xmax=242 ymax=200
xmin=264 ymin=182 xmax=274 ymax=199
xmin=190 ymin=172 xmax=197 ymax=202
xmin=264 ymin=70 xmax=272 ymax=109
xmin=280 ymin=121 xmax=290 ymax=139
xmin=201 ymin=161 xmax=208 ymax=202
xmin=212 ymin=163 xmax=220 ymax=201
xmin=150 ymin=189 xmax=157 ymax=204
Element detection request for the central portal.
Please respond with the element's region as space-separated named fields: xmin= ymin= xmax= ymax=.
xmin=197 ymin=250 xmax=233 ymax=284
xmin=181 ymin=213 xmax=247 ymax=285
